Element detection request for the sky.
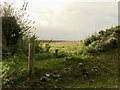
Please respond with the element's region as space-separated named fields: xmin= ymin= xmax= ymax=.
xmin=1 ymin=0 xmax=118 ymax=40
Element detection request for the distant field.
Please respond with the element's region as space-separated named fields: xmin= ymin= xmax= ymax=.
xmin=41 ymin=40 xmax=83 ymax=52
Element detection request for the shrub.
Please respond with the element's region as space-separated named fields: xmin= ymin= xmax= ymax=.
xmin=45 ymin=43 xmax=51 ymax=52
xmin=83 ymin=26 xmax=120 ymax=53
xmin=78 ymin=46 xmax=90 ymax=55
xmin=84 ymin=35 xmax=99 ymax=46
xmin=57 ymin=51 xmax=68 ymax=58
xmin=2 ymin=62 xmax=27 ymax=87
xmin=44 ymin=40 xmax=52 ymax=52
xmin=84 ymin=37 xmax=91 ymax=46
xmin=35 ymin=52 xmax=54 ymax=60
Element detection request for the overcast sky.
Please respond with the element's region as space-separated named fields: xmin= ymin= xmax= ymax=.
xmin=1 ymin=0 xmax=118 ymax=40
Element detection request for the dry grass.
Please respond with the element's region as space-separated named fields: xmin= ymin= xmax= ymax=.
xmin=42 ymin=40 xmax=83 ymax=52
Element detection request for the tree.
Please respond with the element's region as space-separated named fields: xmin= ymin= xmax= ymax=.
xmin=0 ymin=0 xmax=35 ymax=54
xmin=2 ymin=17 xmax=22 ymax=54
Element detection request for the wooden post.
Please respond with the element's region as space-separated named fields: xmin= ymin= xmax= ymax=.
xmin=28 ymin=42 xmax=35 ymax=80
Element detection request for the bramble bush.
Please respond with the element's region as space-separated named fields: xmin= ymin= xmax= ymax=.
xmin=83 ymin=26 xmax=119 ymax=53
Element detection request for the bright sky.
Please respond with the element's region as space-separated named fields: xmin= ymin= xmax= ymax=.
xmin=1 ymin=0 xmax=118 ymax=40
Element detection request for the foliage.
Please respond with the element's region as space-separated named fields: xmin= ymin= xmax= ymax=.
xmin=0 ymin=0 xmax=35 ymax=35
xmin=1 ymin=0 xmax=35 ymax=55
xmin=2 ymin=48 xmax=118 ymax=88
xmin=35 ymin=52 xmax=54 ymax=60
xmin=2 ymin=17 xmax=22 ymax=54
xmin=30 ymin=35 xmax=44 ymax=53
xmin=84 ymin=34 xmax=99 ymax=46
xmin=55 ymin=50 xmax=68 ymax=58
xmin=44 ymin=40 xmax=52 ymax=52
xmin=2 ymin=62 xmax=28 ymax=88
xmin=83 ymin=26 xmax=119 ymax=53
xmin=35 ymin=50 xmax=68 ymax=61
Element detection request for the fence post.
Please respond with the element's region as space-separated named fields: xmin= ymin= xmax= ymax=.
xmin=28 ymin=42 xmax=35 ymax=80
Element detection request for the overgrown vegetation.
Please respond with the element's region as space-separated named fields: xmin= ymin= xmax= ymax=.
xmin=1 ymin=0 xmax=119 ymax=89
xmin=1 ymin=0 xmax=35 ymax=55
xmin=1 ymin=26 xmax=119 ymax=88
xmin=83 ymin=26 xmax=119 ymax=54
